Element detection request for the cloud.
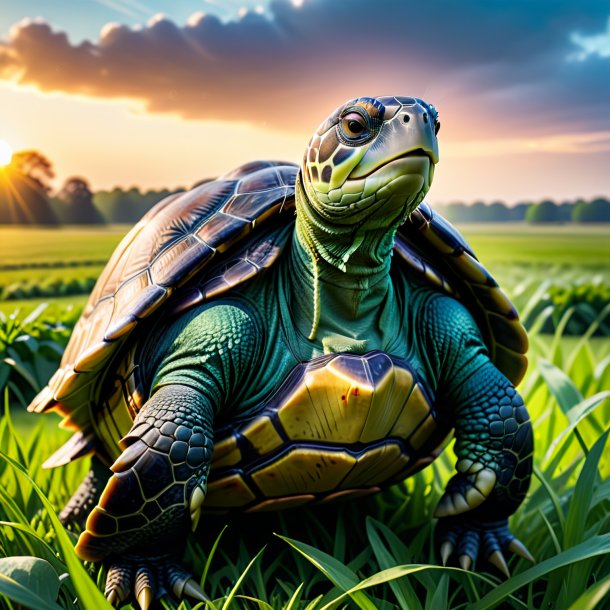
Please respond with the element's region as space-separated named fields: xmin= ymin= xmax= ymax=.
xmin=571 ymin=16 xmax=610 ymax=60
xmin=0 ymin=0 xmax=609 ymax=136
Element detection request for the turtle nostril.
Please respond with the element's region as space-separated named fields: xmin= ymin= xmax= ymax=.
xmin=423 ymin=112 xmax=428 ymax=123
xmin=403 ymin=114 xmax=410 ymax=123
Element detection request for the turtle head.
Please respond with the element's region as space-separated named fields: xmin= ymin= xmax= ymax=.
xmin=301 ymin=96 xmax=439 ymax=228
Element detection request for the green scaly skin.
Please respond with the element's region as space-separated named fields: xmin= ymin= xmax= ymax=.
xmin=75 ymin=96 xmax=534 ymax=607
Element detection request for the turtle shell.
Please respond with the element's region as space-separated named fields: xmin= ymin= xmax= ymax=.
xmin=396 ymin=203 xmax=528 ymax=384
xmin=28 ymin=160 xmax=298 ymax=425
xmin=28 ymin=160 xmax=527 ymax=466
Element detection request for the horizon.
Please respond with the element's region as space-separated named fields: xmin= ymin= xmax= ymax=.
xmin=0 ymin=1 xmax=609 ymax=205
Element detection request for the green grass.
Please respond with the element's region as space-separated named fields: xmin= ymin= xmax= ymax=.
xmin=0 ymin=222 xmax=609 ymax=609
xmin=459 ymin=223 xmax=610 ymax=267
xmin=0 ymin=266 xmax=105 ymax=284
xmin=0 ymin=225 xmax=128 ymax=267
xmin=0 ymin=296 xmax=87 ymax=316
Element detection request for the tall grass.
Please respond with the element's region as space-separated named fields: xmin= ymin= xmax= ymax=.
xmin=0 ymin=281 xmax=609 ymax=609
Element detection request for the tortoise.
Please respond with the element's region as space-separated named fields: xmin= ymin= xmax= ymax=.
xmin=29 ymin=95 xmax=533 ymax=608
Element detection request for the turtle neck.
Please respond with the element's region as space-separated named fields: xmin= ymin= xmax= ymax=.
xmin=283 ymin=178 xmax=401 ymax=355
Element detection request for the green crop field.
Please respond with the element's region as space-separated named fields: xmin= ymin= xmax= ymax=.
xmin=459 ymin=223 xmax=610 ymax=267
xmin=0 ymin=222 xmax=609 ymax=609
xmin=0 ymin=225 xmax=128 ymax=266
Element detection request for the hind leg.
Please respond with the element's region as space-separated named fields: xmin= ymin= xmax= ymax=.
xmin=60 ymin=457 xmax=110 ymax=529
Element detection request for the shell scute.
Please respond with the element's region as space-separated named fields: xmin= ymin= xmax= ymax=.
xmin=451 ymin=250 xmax=497 ymax=286
xmin=104 ymin=316 xmax=138 ymax=343
xmin=76 ymin=297 xmax=115 ymax=358
xmin=488 ymin=313 xmax=529 ymax=354
xmin=130 ymin=284 xmax=169 ymax=319
xmin=149 ymin=235 xmax=215 ymax=287
xmin=237 ymin=166 xmax=283 ymax=193
xmin=222 ymin=259 xmax=260 ymax=288
xmin=470 ymin=284 xmax=517 ymax=318
xmin=195 ymin=212 xmax=252 ymax=252
xmin=111 ymin=271 xmax=150 ymax=319
xmin=205 ymin=474 xmax=256 ymax=507
xmin=223 ymin=188 xmax=290 ymax=222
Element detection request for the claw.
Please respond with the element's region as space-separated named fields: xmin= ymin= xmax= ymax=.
xmin=190 ymin=486 xmax=205 ymax=533
xmin=440 ymin=541 xmax=454 ymax=566
xmin=137 ymin=586 xmax=153 ymax=610
xmin=508 ymin=539 xmax=535 ymax=563
xmin=105 ymin=589 xmax=119 ymax=607
xmin=458 ymin=554 xmax=472 ymax=571
xmin=183 ymin=578 xmax=209 ymax=603
xmin=488 ymin=550 xmax=510 ymax=578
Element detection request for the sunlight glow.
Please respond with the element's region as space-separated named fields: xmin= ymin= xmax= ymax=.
xmin=0 ymin=140 xmax=13 ymax=166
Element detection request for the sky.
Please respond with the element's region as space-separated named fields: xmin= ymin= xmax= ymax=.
xmin=0 ymin=0 xmax=609 ymax=204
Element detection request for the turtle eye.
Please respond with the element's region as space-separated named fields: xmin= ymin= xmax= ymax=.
xmin=339 ymin=112 xmax=369 ymax=140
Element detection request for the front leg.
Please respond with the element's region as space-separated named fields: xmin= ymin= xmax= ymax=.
xmin=435 ymin=367 xmax=534 ymax=575
xmin=75 ymin=384 xmax=213 ymax=608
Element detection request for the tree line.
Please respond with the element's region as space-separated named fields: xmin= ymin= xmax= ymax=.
xmin=1 ymin=150 xmax=609 ymax=225
xmin=0 ymin=150 xmax=184 ymax=225
xmin=437 ymin=198 xmax=610 ymax=223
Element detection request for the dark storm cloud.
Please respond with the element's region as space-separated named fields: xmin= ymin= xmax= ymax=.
xmin=0 ymin=0 xmax=608 ymax=133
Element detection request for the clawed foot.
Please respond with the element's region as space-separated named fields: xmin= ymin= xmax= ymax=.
xmin=104 ymin=557 xmax=208 ymax=609
xmin=436 ymin=517 xmax=534 ymax=577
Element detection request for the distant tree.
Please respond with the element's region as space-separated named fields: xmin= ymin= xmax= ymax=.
xmin=487 ymin=201 xmax=511 ymax=221
xmin=93 ymin=187 xmax=125 ymax=223
xmin=441 ymin=202 xmax=469 ymax=222
xmin=0 ymin=150 xmax=58 ymax=224
xmin=468 ymin=201 xmax=487 ymax=222
xmin=10 ymin=150 xmax=55 ymax=192
xmin=443 ymin=201 xmax=515 ymax=223
xmin=56 ymin=177 xmax=104 ymax=224
xmin=141 ymin=189 xmax=177 ymax=215
xmin=557 ymin=201 xmax=574 ymax=222
xmin=93 ymin=186 xmax=183 ymax=223
xmin=510 ymin=202 xmax=531 ymax=221
xmin=93 ymin=187 xmax=141 ymax=223
xmin=525 ymin=199 xmax=561 ymax=223
xmin=572 ymin=197 xmax=610 ymax=222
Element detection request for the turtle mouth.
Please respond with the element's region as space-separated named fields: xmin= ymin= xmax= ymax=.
xmin=349 ymin=148 xmax=434 ymax=180
xmin=400 ymin=148 xmax=434 ymax=162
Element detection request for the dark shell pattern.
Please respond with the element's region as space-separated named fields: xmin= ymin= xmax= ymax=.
xmin=28 ymin=160 xmax=527 ymax=470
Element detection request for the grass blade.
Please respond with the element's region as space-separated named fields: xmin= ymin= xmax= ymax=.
xmin=366 ymin=517 xmax=423 ymax=610
xmin=220 ymin=546 xmax=265 ymax=610
xmin=279 ymin=535 xmax=377 ymax=610
xmin=0 ymin=451 xmax=112 ymax=610
xmin=471 ymin=534 xmax=610 ymax=610
xmin=566 ymin=575 xmax=610 ymax=610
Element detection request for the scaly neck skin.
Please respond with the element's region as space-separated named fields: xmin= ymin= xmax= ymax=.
xmin=287 ymin=180 xmax=399 ymax=350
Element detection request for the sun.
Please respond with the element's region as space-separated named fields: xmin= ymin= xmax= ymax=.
xmin=0 ymin=139 xmax=13 ymax=166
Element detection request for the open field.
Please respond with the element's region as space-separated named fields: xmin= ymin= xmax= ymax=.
xmin=0 ymin=225 xmax=128 ymax=266
xmin=460 ymin=223 xmax=610 ymax=268
xmin=0 ymin=295 xmax=88 ymax=316
xmin=0 ymin=221 xmax=609 ymax=609
xmin=1 ymin=223 xmax=610 ymax=269
xmin=0 ymin=223 xmax=609 ymax=315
